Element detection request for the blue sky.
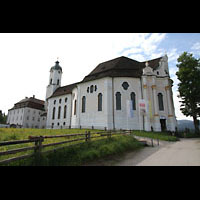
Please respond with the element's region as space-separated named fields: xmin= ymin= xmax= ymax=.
xmin=116 ymin=33 xmax=200 ymax=120
xmin=0 ymin=33 xmax=199 ymax=120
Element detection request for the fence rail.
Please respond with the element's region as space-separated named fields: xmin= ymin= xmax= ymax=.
xmin=0 ymin=130 xmax=130 ymax=165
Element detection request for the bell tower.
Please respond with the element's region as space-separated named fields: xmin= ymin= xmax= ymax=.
xmin=45 ymin=60 xmax=62 ymax=102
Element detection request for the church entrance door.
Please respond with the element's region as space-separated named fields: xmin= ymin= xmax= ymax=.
xmin=160 ymin=119 xmax=166 ymax=132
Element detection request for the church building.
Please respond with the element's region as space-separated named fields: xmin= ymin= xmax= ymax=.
xmin=45 ymin=55 xmax=177 ymax=132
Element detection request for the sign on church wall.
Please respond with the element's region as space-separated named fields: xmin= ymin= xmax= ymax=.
xmin=139 ymin=99 xmax=147 ymax=115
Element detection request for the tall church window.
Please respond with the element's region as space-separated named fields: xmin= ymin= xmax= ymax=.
xmin=74 ymin=100 xmax=77 ymax=115
xmin=58 ymin=106 xmax=61 ymax=119
xmin=98 ymin=93 xmax=102 ymax=111
xmin=52 ymin=107 xmax=55 ymax=120
xmin=116 ymin=92 xmax=121 ymax=110
xmin=90 ymin=85 xmax=94 ymax=93
xmin=82 ymin=96 xmax=86 ymax=113
xmin=130 ymin=92 xmax=136 ymax=110
xmin=158 ymin=93 xmax=164 ymax=111
xmin=50 ymin=79 xmax=52 ymax=84
xmin=64 ymin=105 xmax=67 ymax=118
xmin=57 ymin=79 xmax=60 ymax=85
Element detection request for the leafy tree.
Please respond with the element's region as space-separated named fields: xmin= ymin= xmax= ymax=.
xmin=176 ymin=52 xmax=200 ymax=133
xmin=0 ymin=110 xmax=7 ymax=124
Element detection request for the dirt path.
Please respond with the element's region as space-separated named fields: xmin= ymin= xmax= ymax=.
xmin=83 ymin=138 xmax=200 ymax=166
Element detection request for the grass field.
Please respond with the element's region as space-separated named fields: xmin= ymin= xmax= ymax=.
xmin=131 ymin=130 xmax=178 ymax=141
xmin=0 ymin=128 xmax=143 ymax=166
xmin=0 ymin=128 xmax=178 ymax=166
xmin=0 ymin=128 xmax=103 ymax=163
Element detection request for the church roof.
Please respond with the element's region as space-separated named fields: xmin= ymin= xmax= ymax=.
xmin=48 ymin=82 xmax=79 ymax=99
xmin=48 ymin=56 xmax=163 ymax=99
xmin=82 ymin=56 xmax=162 ymax=82
xmin=9 ymin=96 xmax=45 ymax=111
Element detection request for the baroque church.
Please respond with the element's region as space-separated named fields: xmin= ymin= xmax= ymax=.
xmin=45 ymin=54 xmax=177 ymax=132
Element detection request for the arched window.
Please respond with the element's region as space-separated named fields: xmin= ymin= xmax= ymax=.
xmin=116 ymin=92 xmax=121 ymax=110
xmin=58 ymin=106 xmax=61 ymax=119
xmin=82 ymin=96 xmax=86 ymax=113
xmin=64 ymin=105 xmax=67 ymax=118
xmin=158 ymin=93 xmax=164 ymax=111
xmin=90 ymin=85 xmax=94 ymax=93
xmin=52 ymin=107 xmax=55 ymax=120
xmin=57 ymin=79 xmax=60 ymax=85
xmin=74 ymin=100 xmax=77 ymax=115
xmin=130 ymin=92 xmax=136 ymax=110
xmin=98 ymin=93 xmax=102 ymax=111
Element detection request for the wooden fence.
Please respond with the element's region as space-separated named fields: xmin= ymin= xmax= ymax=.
xmin=0 ymin=130 xmax=130 ymax=165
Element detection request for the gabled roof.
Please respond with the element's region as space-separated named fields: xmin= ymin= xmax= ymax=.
xmin=48 ymin=82 xmax=78 ymax=99
xmin=82 ymin=56 xmax=162 ymax=82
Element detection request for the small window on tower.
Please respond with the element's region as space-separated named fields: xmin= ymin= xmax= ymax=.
xmin=57 ymin=79 xmax=59 ymax=85
xmin=50 ymin=79 xmax=52 ymax=84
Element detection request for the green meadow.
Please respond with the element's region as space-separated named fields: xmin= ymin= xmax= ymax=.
xmin=0 ymin=128 xmax=143 ymax=166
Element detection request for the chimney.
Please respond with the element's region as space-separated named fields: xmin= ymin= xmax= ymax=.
xmin=33 ymin=95 xmax=35 ymax=98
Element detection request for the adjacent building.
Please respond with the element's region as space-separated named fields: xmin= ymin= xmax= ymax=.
xmin=7 ymin=96 xmax=46 ymax=128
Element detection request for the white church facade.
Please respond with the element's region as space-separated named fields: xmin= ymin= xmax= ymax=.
xmin=45 ymin=55 xmax=177 ymax=132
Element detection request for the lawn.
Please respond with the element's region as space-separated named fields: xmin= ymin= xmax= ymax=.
xmin=0 ymin=128 xmax=102 ymax=163
xmin=5 ymin=135 xmax=143 ymax=166
xmin=131 ymin=130 xmax=178 ymax=141
xmin=0 ymin=128 xmax=143 ymax=166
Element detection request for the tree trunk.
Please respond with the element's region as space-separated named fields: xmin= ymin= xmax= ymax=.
xmin=193 ymin=116 xmax=199 ymax=134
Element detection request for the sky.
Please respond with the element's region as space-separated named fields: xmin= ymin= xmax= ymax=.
xmin=0 ymin=33 xmax=200 ymax=120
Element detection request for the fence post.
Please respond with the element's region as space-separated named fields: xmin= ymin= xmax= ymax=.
xmin=107 ymin=130 xmax=111 ymax=139
xmin=88 ymin=131 xmax=91 ymax=141
xmin=85 ymin=131 xmax=88 ymax=142
xmin=34 ymin=136 xmax=44 ymax=165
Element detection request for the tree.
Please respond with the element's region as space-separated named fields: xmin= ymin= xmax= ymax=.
xmin=176 ymin=52 xmax=200 ymax=133
xmin=0 ymin=110 xmax=7 ymax=124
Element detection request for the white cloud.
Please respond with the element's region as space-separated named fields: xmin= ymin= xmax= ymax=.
xmin=167 ymin=48 xmax=179 ymax=63
xmin=191 ymin=42 xmax=200 ymax=50
xmin=118 ymin=33 xmax=167 ymax=61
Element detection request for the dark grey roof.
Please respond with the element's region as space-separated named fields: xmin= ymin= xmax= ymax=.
xmin=51 ymin=61 xmax=62 ymax=72
xmin=9 ymin=97 xmax=45 ymax=111
xmin=82 ymin=56 xmax=162 ymax=82
xmin=48 ymin=82 xmax=79 ymax=99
